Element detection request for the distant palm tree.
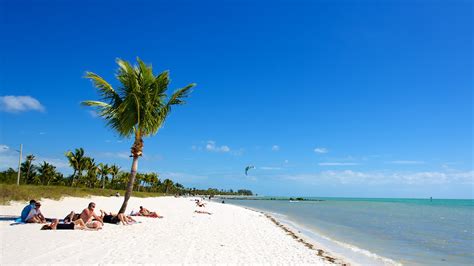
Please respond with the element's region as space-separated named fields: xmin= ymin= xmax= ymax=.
xmin=82 ymin=58 xmax=195 ymax=213
xmin=37 ymin=161 xmax=57 ymax=185
xmin=109 ymin=164 xmax=121 ymax=189
xmin=163 ymin=178 xmax=174 ymax=194
xmin=134 ymin=172 xmax=145 ymax=192
xmin=146 ymin=172 xmax=159 ymax=192
xmin=83 ymin=157 xmax=98 ymax=188
xmin=97 ymin=163 xmax=111 ymax=189
xmin=25 ymin=154 xmax=35 ymax=183
xmin=65 ymin=148 xmax=87 ymax=186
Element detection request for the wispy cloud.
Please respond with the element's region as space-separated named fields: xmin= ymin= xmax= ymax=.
xmin=272 ymin=145 xmax=280 ymax=151
xmin=0 ymin=145 xmax=17 ymax=170
xmin=278 ymin=170 xmax=474 ymax=185
xmin=314 ymin=147 xmax=328 ymax=154
xmin=192 ymin=141 xmax=242 ymax=155
xmin=0 ymin=147 xmax=70 ymax=172
xmin=260 ymin=166 xmax=282 ymax=170
xmin=206 ymin=141 xmax=230 ymax=152
xmin=0 ymin=96 xmax=45 ymax=113
xmin=318 ymin=162 xmax=359 ymax=166
xmin=0 ymin=144 xmax=10 ymax=152
xmin=163 ymin=171 xmax=209 ymax=184
xmin=388 ymin=160 xmax=425 ymax=165
xmin=88 ymin=110 xmax=99 ymax=118
xmin=100 ymin=152 xmax=131 ymax=159
xmin=37 ymin=157 xmax=70 ymax=170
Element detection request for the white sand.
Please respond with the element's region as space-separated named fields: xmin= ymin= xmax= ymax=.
xmin=0 ymin=196 xmax=343 ymax=265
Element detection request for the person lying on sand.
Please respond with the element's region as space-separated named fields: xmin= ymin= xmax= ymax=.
xmin=194 ymin=210 xmax=212 ymax=215
xmin=40 ymin=219 xmax=90 ymax=230
xmin=100 ymin=210 xmax=137 ymax=225
xmin=25 ymin=201 xmax=47 ymax=223
xmin=80 ymin=202 xmax=103 ymax=229
xmin=135 ymin=206 xmax=163 ymax=218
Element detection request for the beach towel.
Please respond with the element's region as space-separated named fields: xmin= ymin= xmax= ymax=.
xmin=9 ymin=217 xmax=61 ymax=226
xmin=10 ymin=218 xmax=25 ymax=226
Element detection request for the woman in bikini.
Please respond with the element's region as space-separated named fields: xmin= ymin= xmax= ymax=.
xmin=40 ymin=218 xmax=88 ymax=230
xmin=137 ymin=206 xmax=163 ymax=218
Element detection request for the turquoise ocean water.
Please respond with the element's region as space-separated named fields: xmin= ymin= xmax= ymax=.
xmin=224 ymin=197 xmax=473 ymax=265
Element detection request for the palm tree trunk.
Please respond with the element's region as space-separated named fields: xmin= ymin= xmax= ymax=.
xmin=118 ymin=156 xmax=139 ymax=214
xmin=26 ymin=164 xmax=31 ymax=184
xmin=70 ymin=170 xmax=76 ymax=187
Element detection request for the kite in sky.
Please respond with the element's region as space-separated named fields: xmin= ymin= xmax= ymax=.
xmin=245 ymin=165 xmax=255 ymax=176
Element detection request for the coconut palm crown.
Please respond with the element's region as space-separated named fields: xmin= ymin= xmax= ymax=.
xmin=82 ymin=57 xmax=196 ymax=213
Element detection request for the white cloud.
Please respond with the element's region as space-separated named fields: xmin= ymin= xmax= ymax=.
xmin=388 ymin=160 xmax=425 ymax=165
xmin=205 ymin=141 xmax=231 ymax=153
xmin=0 ymin=144 xmax=9 ymax=152
xmin=314 ymin=147 xmax=328 ymax=154
xmin=272 ymin=145 xmax=280 ymax=151
xmin=0 ymin=96 xmax=45 ymax=113
xmin=318 ymin=162 xmax=359 ymax=166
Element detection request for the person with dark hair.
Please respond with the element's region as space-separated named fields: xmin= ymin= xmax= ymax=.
xmin=137 ymin=206 xmax=163 ymax=218
xmin=41 ymin=219 xmax=89 ymax=230
xmin=79 ymin=202 xmax=103 ymax=229
xmin=25 ymin=202 xmax=46 ymax=223
xmin=63 ymin=211 xmax=81 ymax=223
xmin=20 ymin=200 xmax=36 ymax=222
xmin=100 ymin=210 xmax=137 ymax=225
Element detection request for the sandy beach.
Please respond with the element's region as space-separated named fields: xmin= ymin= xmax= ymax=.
xmin=0 ymin=196 xmax=346 ymax=265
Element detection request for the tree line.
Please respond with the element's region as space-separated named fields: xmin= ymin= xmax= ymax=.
xmin=0 ymin=147 xmax=253 ymax=196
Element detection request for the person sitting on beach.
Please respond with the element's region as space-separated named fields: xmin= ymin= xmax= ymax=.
xmin=41 ymin=218 xmax=90 ymax=230
xmin=136 ymin=206 xmax=163 ymax=218
xmin=100 ymin=210 xmax=137 ymax=225
xmin=79 ymin=202 xmax=103 ymax=229
xmin=20 ymin=199 xmax=36 ymax=222
xmin=195 ymin=199 xmax=206 ymax=207
xmin=63 ymin=211 xmax=81 ymax=223
xmin=25 ymin=201 xmax=47 ymax=223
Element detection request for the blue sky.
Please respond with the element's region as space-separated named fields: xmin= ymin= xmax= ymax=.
xmin=0 ymin=0 xmax=472 ymax=198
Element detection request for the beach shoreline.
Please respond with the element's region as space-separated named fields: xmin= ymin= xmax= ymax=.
xmin=229 ymin=203 xmax=402 ymax=266
xmin=1 ymin=195 xmax=349 ymax=265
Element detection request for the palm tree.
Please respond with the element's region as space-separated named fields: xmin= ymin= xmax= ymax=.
xmin=109 ymin=164 xmax=121 ymax=189
xmin=82 ymin=57 xmax=195 ymax=213
xmin=145 ymin=172 xmax=159 ymax=192
xmin=25 ymin=154 xmax=35 ymax=183
xmin=37 ymin=161 xmax=57 ymax=185
xmin=65 ymin=148 xmax=87 ymax=186
xmin=97 ymin=163 xmax=111 ymax=189
xmin=163 ymin=178 xmax=174 ymax=194
xmin=134 ymin=172 xmax=145 ymax=191
xmin=83 ymin=157 xmax=98 ymax=188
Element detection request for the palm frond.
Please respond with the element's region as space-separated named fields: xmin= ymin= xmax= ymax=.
xmin=84 ymin=72 xmax=122 ymax=105
xmin=81 ymin=100 xmax=111 ymax=108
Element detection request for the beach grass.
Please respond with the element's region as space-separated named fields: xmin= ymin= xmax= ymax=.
xmin=0 ymin=184 xmax=166 ymax=205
